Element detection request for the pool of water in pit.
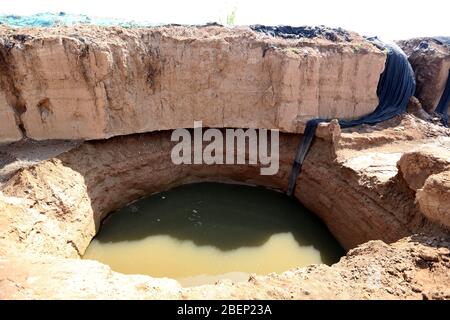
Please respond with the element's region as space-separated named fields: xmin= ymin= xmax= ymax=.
xmin=83 ymin=182 xmax=345 ymax=287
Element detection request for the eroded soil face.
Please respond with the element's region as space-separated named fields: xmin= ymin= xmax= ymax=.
xmin=0 ymin=25 xmax=385 ymax=142
xmin=398 ymin=38 xmax=450 ymax=113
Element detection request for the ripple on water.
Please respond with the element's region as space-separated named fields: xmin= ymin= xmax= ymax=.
xmin=83 ymin=182 xmax=345 ymax=287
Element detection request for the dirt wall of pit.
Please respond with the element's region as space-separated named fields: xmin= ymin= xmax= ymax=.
xmin=0 ymin=25 xmax=386 ymax=142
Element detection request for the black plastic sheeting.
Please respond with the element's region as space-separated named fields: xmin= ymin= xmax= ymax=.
xmin=286 ymin=120 xmax=319 ymax=195
xmin=287 ymin=40 xmax=416 ymax=196
xmin=435 ymin=69 xmax=450 ymax=127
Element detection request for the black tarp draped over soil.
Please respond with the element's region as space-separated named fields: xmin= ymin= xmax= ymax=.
xmin=287 ymin=40 xmax=417 ymax=196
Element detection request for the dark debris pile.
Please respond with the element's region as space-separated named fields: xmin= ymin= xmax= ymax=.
xmin=412 ymin=37 xmax=450 ymax=52
xmin=250 ymin=25 xmax=352 ymax=42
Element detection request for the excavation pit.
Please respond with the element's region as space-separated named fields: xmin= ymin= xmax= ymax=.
xmin=0 ymin=24 xmax=448 ymax=299
xmin=83 ymin=182 xmax=344 ymax=287
xmin=0 ymin=122 xmax=449 ymax=299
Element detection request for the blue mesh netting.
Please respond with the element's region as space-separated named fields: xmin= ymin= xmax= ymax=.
xmin=0 ymin=12 xmax=154 ymax=28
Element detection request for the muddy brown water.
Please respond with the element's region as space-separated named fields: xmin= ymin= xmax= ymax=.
xmin=83 ymin=182 xmax=345 ymax=287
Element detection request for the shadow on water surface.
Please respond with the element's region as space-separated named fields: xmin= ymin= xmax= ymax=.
xmin=94 ymin=182 xmax=345 ymax=265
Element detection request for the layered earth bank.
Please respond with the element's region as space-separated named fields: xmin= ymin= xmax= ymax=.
xmin=0 ymin=25 xmax=385 ymax=142
xmin=0 ymin=25 xmax=449 ymax=299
